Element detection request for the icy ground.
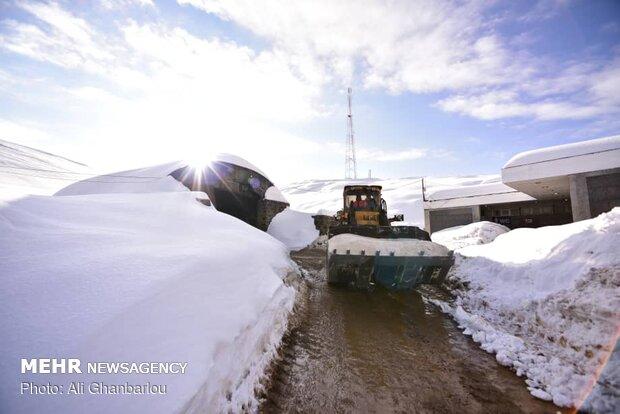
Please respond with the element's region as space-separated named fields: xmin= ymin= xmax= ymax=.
xmin=0 ymin=156 xmax=299 ymax=413
xmin=432 ymin=209 xmax=620 ymax=412
xmin=280 ymin=175 xmax=500 ymax=227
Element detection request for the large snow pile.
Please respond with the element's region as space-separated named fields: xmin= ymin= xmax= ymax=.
xmin=0 ymin=138 xmax=88 ymax=201
xmin=433 ymin=209 xmax=620 ymax=411
xmin=267 ymin=208 xmax=318 ymax=251
xmin=281 ymin=175 xmax=499 ymax=228
xmin=431 ymin=221 xmax=509 ymax=250
xmin=0 ymin=191 xmax=297 ymax=413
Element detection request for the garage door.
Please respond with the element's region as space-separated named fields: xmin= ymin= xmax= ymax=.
xmin=429 ymin=208 xmax=473 ymax=233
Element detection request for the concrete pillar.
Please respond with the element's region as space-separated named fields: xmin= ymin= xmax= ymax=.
xmin=424 ymin=209 xmax=431 ymax=234
xmin=472 ymin=205 xmax=481 ymax=222
xmin=569 ymin=174 xmax=591 ymax=221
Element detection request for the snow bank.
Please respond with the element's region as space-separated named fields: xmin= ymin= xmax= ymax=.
xmin=267 ymin=208 xmax=318 ymax=251
xmin=434 ymin=209 xmax=620 ymax=410
xmin=328 ymin=234 xmax=451 ymax=257
xmin=0 ymin=191 xmax=296 ymax=413
xmin=281 ymin=175 xmax=499 ymax=228
xmin=431 ymin=221 xmax=509 ymax=250
xmin=0 ymin=138 xmax=88 ymax=201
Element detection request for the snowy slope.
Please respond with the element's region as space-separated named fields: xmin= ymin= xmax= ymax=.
xmin=432 ymin=209 xmax=620 ymax=411
xmin=0 ymin=138 xmax=88 ymax=201
xmin=281 ymin=175 xmax=500 ymax=227
xmin=0 ymin=191 xmax=296 ymax=413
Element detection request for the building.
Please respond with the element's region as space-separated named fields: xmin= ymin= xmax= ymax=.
xmin=170 ymin=154 xmax=289 ymax=231
xmin=424 ymin=135 xmax=620 ymax=234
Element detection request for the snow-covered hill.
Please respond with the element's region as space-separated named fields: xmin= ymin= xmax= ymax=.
xmin=281 ymin=175 xmax=500 ymax=227
xmin=0 ymin=138 xmax=88 ymax=201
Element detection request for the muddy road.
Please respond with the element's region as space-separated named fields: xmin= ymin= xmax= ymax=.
xmin=261 ymin=247 xmax=566 ymax=413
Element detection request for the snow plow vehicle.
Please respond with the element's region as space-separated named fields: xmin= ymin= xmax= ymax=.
xmin=326 ymin=185 xmax=454 ymax=290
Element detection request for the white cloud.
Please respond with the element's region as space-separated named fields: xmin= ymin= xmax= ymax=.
xmin=0 ymin=2 xmax=329 ymax=181
xmin=437 ymin=58 xmax=620 ymax=121
xmin=358 ymin=148 xmax=427 ymax=162
xmin=100 ymin=0 xmax=155 ymax=9
xmin=179 ymin=0 xmax=523 ymax=93
xmin=518 ymin=0 xmax=570 ymax=23
xmin=1 ymin=0 xmax=618 ymax=182
xmin=323 ymin=145 xmax=453 ymax=163
xmin=180 ymin=0 xmax=620 ymax=122
xmin=436 ymin=90 xmax=607 ymax=121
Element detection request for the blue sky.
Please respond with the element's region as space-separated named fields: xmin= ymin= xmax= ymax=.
xmin=0 ymin=0 xmax=619 ymax=184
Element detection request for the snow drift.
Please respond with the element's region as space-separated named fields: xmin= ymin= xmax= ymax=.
xmin=433 ymin=209 xmax=620 ymax=411
xmin=0 ymin=190 xmax=297 ymax=413
xmin=431 ymin=221 xmax=509 ymax=250
xmin=267 ymin=208 xmax=318 ymax=251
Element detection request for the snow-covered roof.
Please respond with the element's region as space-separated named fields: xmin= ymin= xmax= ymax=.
xmin=265 ymin=185 xmax=288 ymax=203
xmin=211 ymin=153 xmax=269 ymax=179
xmin=424 ymin=182 xmax=534 ymax=210
xmin=56 ymin=155 xmax=282 ymax=200
xmin=502 ymin=135 xmax=620 ymax=198
xmin=503 ymin=135 xmax=620 ymax=169
xmin=56 ymin=161 xmax=188 ymax=196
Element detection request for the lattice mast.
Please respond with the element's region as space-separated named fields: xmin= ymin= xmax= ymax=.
xmin=345 ymin=87 xmax=358 ymax=179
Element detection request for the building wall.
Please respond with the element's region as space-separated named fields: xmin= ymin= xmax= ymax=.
xmin=256 ymin=199 xmax=288 ymax=231
xmin=426 ymin=199 xmax=572 ymax=233
xmin=587 ymin=171 xmax=620 ymax=217
xmin=569 ymin=168 xmax=620 ymax=221
xmin=480 ymin=199 xmax=572 ymax=229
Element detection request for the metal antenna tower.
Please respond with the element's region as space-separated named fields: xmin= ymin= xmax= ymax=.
xmin=345 ymin=87 xmax=357 ymax=179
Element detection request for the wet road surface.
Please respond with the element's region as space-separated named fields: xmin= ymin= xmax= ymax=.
xmin=261 ymin=247 xmax=567 ymax=413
